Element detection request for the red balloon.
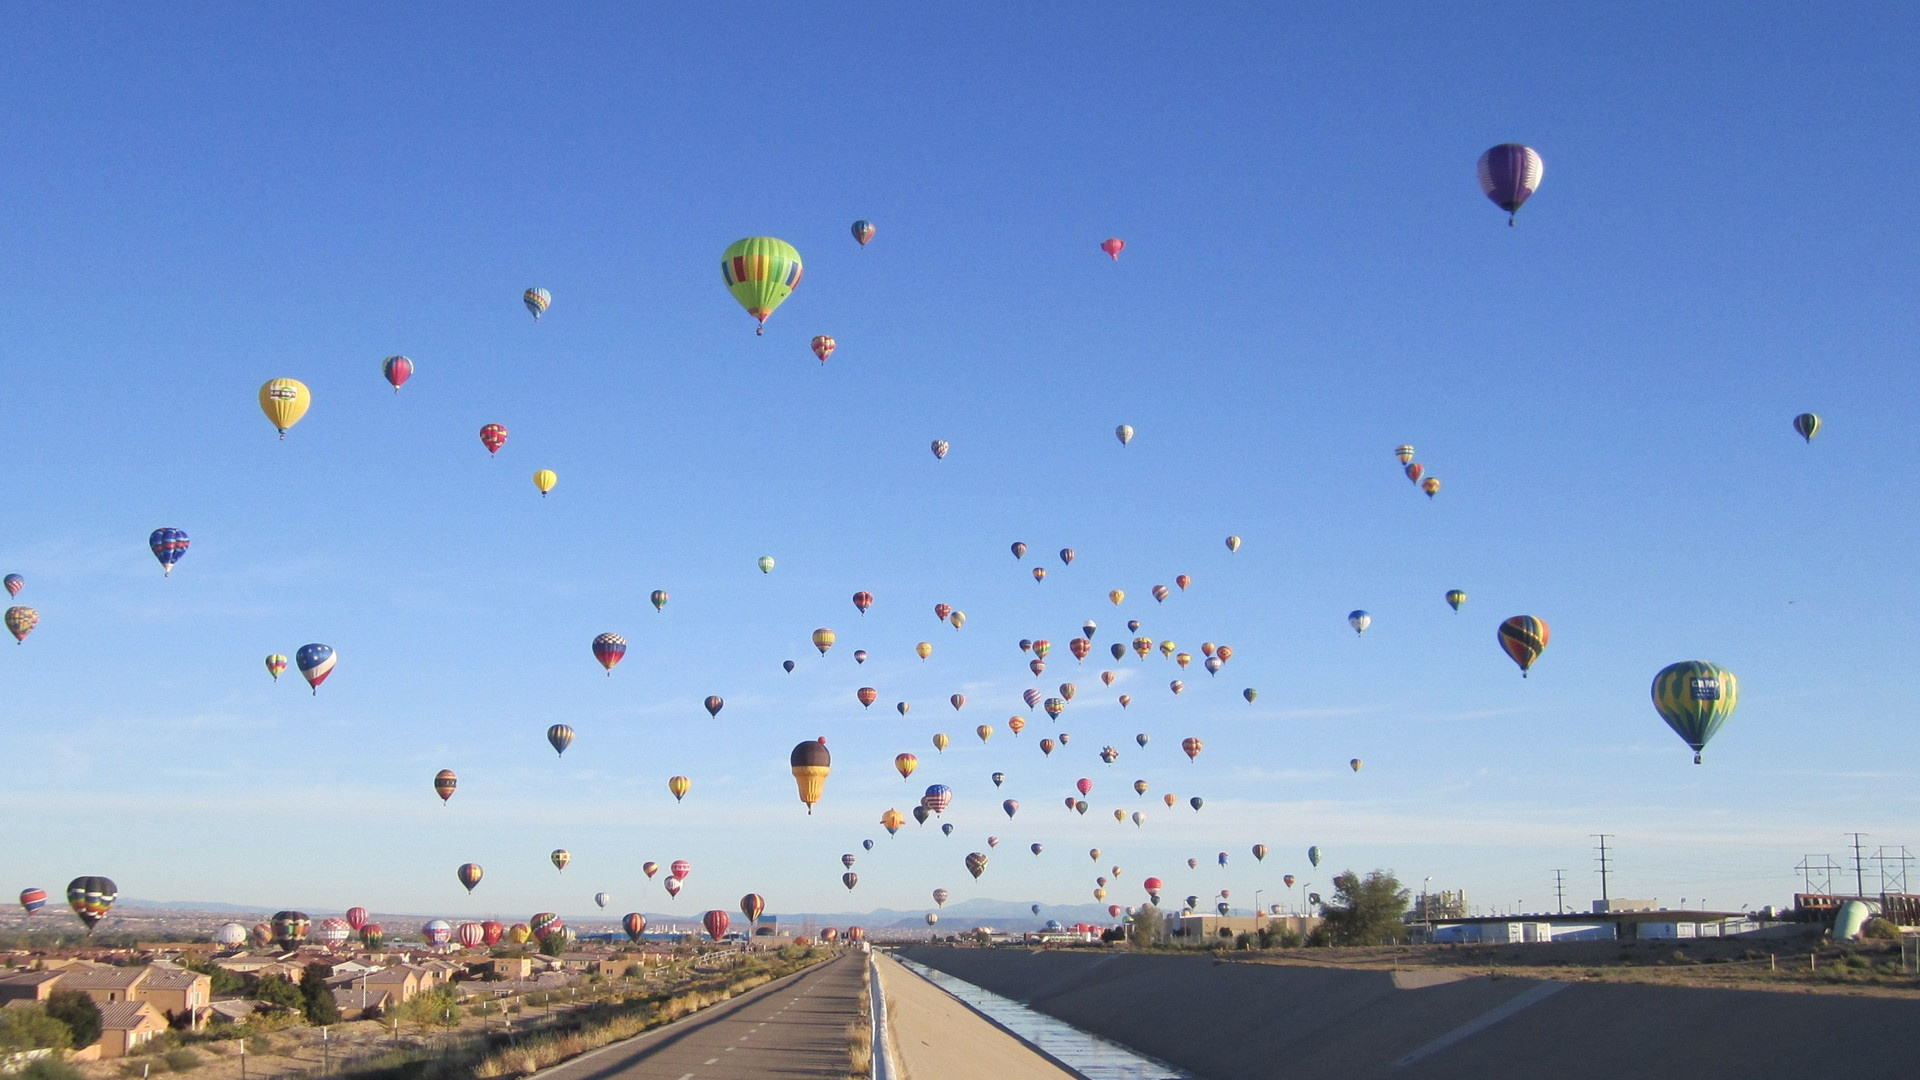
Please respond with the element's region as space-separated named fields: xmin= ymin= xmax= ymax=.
xmin=1101 ymin=238 xmax=1125 ymax=260
xmin=702 ymin=910 xmax=731 ymax=941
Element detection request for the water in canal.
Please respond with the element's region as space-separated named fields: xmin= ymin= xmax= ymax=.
xmin=892 ymin=956 xmax=1195 ymax=1080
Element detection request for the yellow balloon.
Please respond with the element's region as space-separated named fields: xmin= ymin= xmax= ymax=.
xmin=258 ymin=378 xmax=310 ymax=439
xmin=932 ymin=733 xmax=950 ymax=753
xmin=976 ymin=724 xmax=993 ymax=742
xmin=916 ymin=641 xmax=933 ymax=660
xmin=1108 ymin=590 xmax=1125 ymax=605
xmin=533 ymin=469 xmax=558 ymax=496
xmin=668 ymin=775 xmax=691 ymax=801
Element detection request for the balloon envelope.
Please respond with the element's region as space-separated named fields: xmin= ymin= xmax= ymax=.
xmin=721 ymin=237 xmax=803 ymax=333
xmin=1651 ymin=661 xmax=1739 ymax=763
xmin=1477 ymin=143 xmax=1545 ymax=223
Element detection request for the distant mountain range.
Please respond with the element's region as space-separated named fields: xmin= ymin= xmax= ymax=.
xmin=114 ymin=897 xmax=1120 ymax=929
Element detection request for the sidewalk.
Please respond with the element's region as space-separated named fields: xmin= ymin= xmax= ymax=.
xmin=874 ymin=952 xmax=1078 ymax=1080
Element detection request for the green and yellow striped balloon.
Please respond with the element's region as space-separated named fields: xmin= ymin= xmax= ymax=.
xmin=1651 ymin=661 xmax=1738 ymax=764
xmin=721 ymin=237 xmax=802 ymax=334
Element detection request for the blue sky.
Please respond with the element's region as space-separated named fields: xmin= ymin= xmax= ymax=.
xmin=2 ymin=2 xmax=1916 ymax=928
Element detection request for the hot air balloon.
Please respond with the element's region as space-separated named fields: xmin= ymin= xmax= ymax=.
xmin=343 ymin=907 xmax=368 ymax=931
xmin=949 ymin=610 xmax=966 ymax=630
xmin=501 ymin=924 xmax=526 ymax=945
xmin=741 ymin=893 xmax=765 ymax=923
xmin=1446 ymin=590 xmax=1467 ymax=611
xmin=812 ymin=628 xmax=836 ymax=655
xmin=812 ymin=335 xmax=836 ymax=363
xmin=1075 ymin=777 xmax=1095 ymax=797
xmin=1059 ymin=682 xmax=1076 ymax=701
xmin=643 ymin=862 xmax=660 ymax=879
xmin=457 ymin=863 xmax=484 ymax=892
xmin=1132 ymin=637 xmax=1152 ymax=659
xmin=650 ymin=589 xmax=669 ymax=612
xmin=842 ymin=872 xmax=859 ymax=891
xmin=881 ymin=808 xmax=905 ymax=835
xmin=1497 ymin=616 xmax=1550 ymax=677
xmin=521 ymin=286 xmax=551 ymax=320
xmin=1057 ymin=548 xmax=1075 ymax=566
xmin=894 ymin=753 xmax=919 ymax=780
xmin=932 ymin=733 xmax=950 ymax=753
xmin=851 ymin=220 xmax=875 ymax=246
xmin=1070 ymin=638 xmax=1091 ymax=662
xmin=148 ymin=528 xmax=190 ymax=576
xmin=296 ymin=643 xmax=335 ymax=694
xmin=533 ymin=469 xmax=558 ymax=496
xmin=265 ymin=654 xmax=287 ymax=681
xmin=378 ymin=354 xmax=414 ymax=394
xmin=1652 ymin=661 xmax=1739 ymax=764
xmin=2 ymin=574 xmax=20 ymax=597
xmin=1225 ymin=535 xmax=1241 ymax=552
xmin=948 ymin=693 xmax=966 ymax=712
xmin=759 ymin=556 xmax=776 ymax=574
xmin=272 ymin=911 xmax=311 ymax=950
xmin=665 ymin=878 xmax=683 ymax=898
xmin=1043 ymin=698 xmax=1065 ymax=720
xmin=791 ymin=738 xmax=831 ymax=812
xmin=1008 ymin=716 xmax=1026 ymax=736
xmin=857 ymin=687 xmax=878 ymax=709
xmin=721 ymin=237 xmax=802 ymax=334
xmin=977 ymin=724 xmax=994 ymax=743
xmin=916 ymin=641 xmax=933 ymax=660
xmin=849 ymin=591 xmax=874 ymax=616
xmin=1189 ymin=796 xmax=1203 ymax=811
xmin=547 ymin=724 xmax=574 ymax=756
xmin=1422 ymin=476 xmax=1441 ymax=499
xmin=622 ymin=913 xmax=648 ymax=941
xmin=855 ymin=650 xmax=868 ymax=664
xmin=1110 ymin=644 xmax=1126 ymax=661
xmin=965 ymin=852 xmax=988 ymax=880
xmin=1395 ymin=445 xmax=1416 ymax=465
xmin=433 ymin=770 xmax=457 ymax=803
xmin=1032 ymin=567 xmax=1048 ymax=583
xmin=1477 ymin=143 xmax=1544 ymax=225
xmin=704 ymin=695 xmax=724 ymax=718
xmin=1308 ymin=846 xmax=1322 ymax=867
xmin=1074 ymin=800 xmax=1088 ymax=814
xmin=1040 ymin=738 xmax=1055 ymax=756
xmin=1100 ymin=238 xmax=1125 ymax=260
xmin=1243 ymin=688 xmax=1258 ymax=703
xmin=1252 ymin=844 xmax=1268 ymax=862
xmin=1100 ymin=746 xmax=1118 ymax=764
xmin=19 ymin=888 xmax=47 ymax=915
xmin=670 ymin=860 xmax=692 ymax=881
xmin=594 ymin=892 xmax=611 ymax=909
xmin=1348 ymin=611 xmax=1371 ymax=636
xmin=1182 ymin=737 xmax=1202 ymax=761
xmin=1152 ymin=585 xmax=1170 ymax=603
xmin=548 ymin=850 xmax=570 ymax=873
xmin=897 ymin=701 xmax=910 ymax=716
xmin=1350 ymin=758 xmax=1363 ymax=772
xmin=593 ymin=633 xmax=627 ymax=674
xmin=1033 ymin=640 xmax=1053 ymax=659
xmin=931 ymin=439 xmax=950 ymax=460
xmin=480 ymin=424 xmax=508 ymax=455
xmin=922 ymin=784 xmax=953 ymax=814
xmin=1109 ymin=589 xmax=1125 ymax=605
xmin=1793 ymin=413 xmax=1821 ymax=443
xmin=258 ymin=378 xmax=310 ymax=439
xmin=668 ymin=775 xmax=691 ymax=802
xmin=1115 ymin=424 xmax=1134 ymax=446
xmin=702 ymin=910 xmax=731 ymax=941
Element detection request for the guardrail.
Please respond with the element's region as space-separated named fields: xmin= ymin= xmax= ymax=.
xmin=869 ymin=952 xmax=897 ymax=1080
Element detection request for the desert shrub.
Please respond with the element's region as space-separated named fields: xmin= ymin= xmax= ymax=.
xmin=1862 ymin=917 xmax=1900 ymax=941
xmin=163 ymin=1048 xmax=202 ymax=1071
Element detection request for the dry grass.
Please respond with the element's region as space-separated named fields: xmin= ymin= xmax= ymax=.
xmin=847 ymin=970 xmax=874 ymax=1079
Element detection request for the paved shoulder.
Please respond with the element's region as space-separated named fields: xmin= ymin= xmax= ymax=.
xmin=538 ymin=953 xmax=862 ymax=1080
xmin=876 ymin=952 xmax=1078 ymax=1080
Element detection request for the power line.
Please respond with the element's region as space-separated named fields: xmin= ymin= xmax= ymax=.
xmin=1551 ymin=869 xmax=1567 ymax=915
xmin=1593 ymin=834 xmax=1614 ymax=904
xmin=1794 ymin=854 xmax=1840 ymax=894
xmin=1873 ymin=846 xmax=1913 ymax=895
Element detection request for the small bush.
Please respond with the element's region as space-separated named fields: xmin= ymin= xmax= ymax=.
xmin=20 ymin=1058 xmax=86 ymax=1080
xmin=163 ymin=1048 xmax=202 ymax=1071
xmin=1862 ymin=917 xmax=1900 ymax=941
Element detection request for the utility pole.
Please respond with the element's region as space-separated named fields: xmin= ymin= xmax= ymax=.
xmin=1848 ymin=833 xmax=1870 ymax=897
xmin=1795 ymin=855 xmax=1839 ymax=895
xmin=1593 ymin=835 xmax=1615 ymax=906
xmin=1552 ymin=870 xmax=1568 ymax=915
xmin=1873 ymin=846 xmax=1914 ymax=895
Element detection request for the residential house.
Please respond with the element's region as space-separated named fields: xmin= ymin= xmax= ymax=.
xmin=552 ymin=953 xmax=625 ymax=977
xmin=46 ymin=965 xmax=148 ymax=1006
xmin=136 ymin=967 xmax=211 ymax=1023
xmin=0 ymin=971 xmax=66 ymax=1004
xmin=329 ymin=984 xmax=395 ymax=1021
xmin=360 ymin=965 xmax=428 ymax=1004
xmin=95 ymin=1002 xmax=168 ymax=1059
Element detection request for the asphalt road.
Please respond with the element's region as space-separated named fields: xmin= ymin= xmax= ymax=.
xmin=536 ymin=953 xmax=863 ymax=1080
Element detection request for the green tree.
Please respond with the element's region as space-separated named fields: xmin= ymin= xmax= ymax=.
xmin=1128 ymin=904 xmax=1167 ymax=946
xmin=298 ymin=965 xmax=341 ymax=1026
xmin=249 ymin=974 xmax=305 ymax=1013
xmin=538 ymin=933 xmax=567 ymax=957
xmin=1317 ymin=870 xmax=1411 ymax=945
xmin=182 ymin=957 xmax=246 ymax=996
xmin=45 ymin=991 xmax=101 ymax=1049
xmin=0 ymin=1003 xmax=75 ymax=1052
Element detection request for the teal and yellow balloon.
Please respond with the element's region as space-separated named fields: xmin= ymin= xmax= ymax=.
xmin=1792 ymin=413 xmax=1820 ymax=443
xmin=1651 ymin=661 xmax=1738 ymax=764
xmin=1445 ymin=590 xmax=1466 ymax=612
xmin=721 ymin=237 xmax=803 ymax=335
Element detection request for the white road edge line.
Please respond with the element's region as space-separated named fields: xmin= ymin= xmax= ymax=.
xmin=1394 ymin=981 xmax=1571 ymax=1068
